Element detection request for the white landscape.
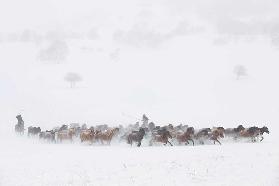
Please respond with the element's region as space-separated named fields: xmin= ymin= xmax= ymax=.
xmin=1 ymin=0 xmax=279 ymax=185
xmin=0 ymin=132 xmax=278 ymax=186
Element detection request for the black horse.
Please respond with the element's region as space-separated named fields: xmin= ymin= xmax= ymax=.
xmin=28 ymin=126 xmax=41 ymax=136
xmin=127 ymin=128 xmax=146 ymax=147
xmin=149 ymin=128 xmax=173 ymax=146
xmin=224 ymin=125 xmax=245 ymax=138
xmin=194 ymin=128 xmax=211 ymax=144
xmin=258 ymin=126 xmax=269 ymax=141
xmin=39 ymin=130 xmax=56 ymax=143
xmin=15 ymin=115 xmax=24 ymax=135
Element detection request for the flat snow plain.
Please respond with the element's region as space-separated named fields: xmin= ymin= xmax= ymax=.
xmin=0 ymin=133 xmax=278 ymax=186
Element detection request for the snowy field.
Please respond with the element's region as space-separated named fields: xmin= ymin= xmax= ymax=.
xmin=0 ymin=133 xmax=278 ymax=186
xmin=1 ymin=0 xmax=279 ymax=185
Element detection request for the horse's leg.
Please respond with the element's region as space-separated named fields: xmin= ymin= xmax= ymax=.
xmin=216 ymin=139 xmax=221 ymax=145
xmin=199 ymin=140 xmax=204 ymax=145
xmin=137 ymin=140 xmax=141 ymax=147
xmin=128 ymin=137 xmax=132 ymax=146
xmin=127 ymin=137 xmax=130 ymax=145
xmin=149 ymin=139 xmax=153 ymax=146
xmin=189 ymin=139 xmax=194 ymax=146
xmin=256 ymin=135 xmax=262 ymax=142
xmin=260 ymin=136 xmax=264 ymax=142
xmin=213 ymin=140 xmax=216 ymax=145
xmin=167 ymin=140 xmax=173 ymax=146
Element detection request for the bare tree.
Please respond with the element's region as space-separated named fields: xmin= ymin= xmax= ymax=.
xmin=234 ymin=65 xmax=247 ymax=80
xmin=64 ymin=72 xmax=82 ymax=88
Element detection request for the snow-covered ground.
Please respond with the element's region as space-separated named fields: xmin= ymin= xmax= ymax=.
xmin=0 ymin=133 xmax=278 ymax=186
xmin=1 ymin=0 xmax=279 ymax=185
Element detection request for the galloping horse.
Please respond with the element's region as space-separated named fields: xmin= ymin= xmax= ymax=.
xmin=127 ymin=128 xmax=146 ymax=147
xmin=176 ymin=127 xmax=195 ymax=146
xmin=258 ymin=126 xmax=269 ymax=141
xmin=15 ymin=115 xmax=24 ymax=135
xmin=80 ymin=129 xmax=95 ymax=144
xmin=210 ymin=127 xmax=225 ymax=145
xmin=150 ymin=128 xmax=173 ymax=146
xmin=57 ymin=128 xmax=75 ymax=142
xmin=95 ymin=128 xmax=119 ymax=145
xmin=28 ymin=126 xmax=41 ymax=136
xmin=194 ymin=128 xmax=211 ymax=144
xmin=39 ymin=130 xmax=56 ymax=143
xmin=240 ymin=126 xmax=269 ymax=142
xmin=224 ymin=125 xmax=245 ymax=138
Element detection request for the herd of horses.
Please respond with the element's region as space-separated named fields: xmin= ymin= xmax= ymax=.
xmin=14 ymin=115 xmax=270 ymax=147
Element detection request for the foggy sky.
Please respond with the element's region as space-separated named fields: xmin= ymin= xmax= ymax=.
xmin=1 ymin=0 xmax=279 ymax=131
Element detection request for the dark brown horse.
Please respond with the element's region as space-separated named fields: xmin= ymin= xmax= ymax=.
xmin=240 ymin=126 xmax=260 ymax=142
xmin=194 ymin=128 xmax=211 ymax=144
xmin=176 ymin=127 xmax=195 ymax=146
xmin=224 ymin=125 xmax=245 ymax=138
xmin=127 ymin=128 xmax=146 ymax=147
xmin=150 ymin=128 xmax=173 ymax=146
xmin=240 ymin=126 xmax=269 ymax=142
xmin=210 ymin=127 xmax=224 ymax=145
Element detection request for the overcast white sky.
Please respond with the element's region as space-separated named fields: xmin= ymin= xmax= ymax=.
xmin=1 ymin=0 xmax=279 ymax=131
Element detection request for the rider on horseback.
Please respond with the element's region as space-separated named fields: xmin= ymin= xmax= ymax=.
xmin=15 ymin=114 xmax=25 ymax=134
xmin=142 ymin=114 xmax=149 ymax=128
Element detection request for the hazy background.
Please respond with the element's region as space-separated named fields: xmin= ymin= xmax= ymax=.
xmin=1 ymin=0 xmax=279 ymax=132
